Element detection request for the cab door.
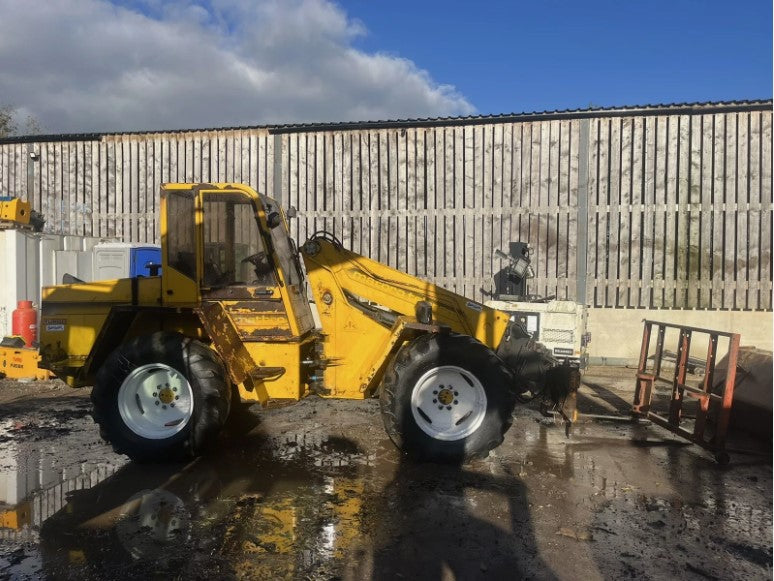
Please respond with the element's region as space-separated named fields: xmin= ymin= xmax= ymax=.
xmin=198 ymin=188 xmax=294 ymax=341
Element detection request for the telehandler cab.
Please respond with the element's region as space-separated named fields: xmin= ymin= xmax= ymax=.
xmin=39 ymin=183 xmax=578 ymax=463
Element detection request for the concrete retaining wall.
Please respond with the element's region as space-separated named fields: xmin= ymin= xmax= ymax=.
xmin=587 ymin=308 xmax=773 ymax=365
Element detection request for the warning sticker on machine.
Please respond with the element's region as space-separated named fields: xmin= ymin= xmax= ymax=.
xmin=466 ymin=301 xmax=483 ymax=312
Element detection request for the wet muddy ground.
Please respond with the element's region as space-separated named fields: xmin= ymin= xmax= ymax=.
xmin=0 ymin=367 xmax=771 ymax=580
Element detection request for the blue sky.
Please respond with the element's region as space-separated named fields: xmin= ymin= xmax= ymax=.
xmin=1 ymin=0 xmax=771 ymax=133
xmin=340 ymin=0 xmax=773 ymax=114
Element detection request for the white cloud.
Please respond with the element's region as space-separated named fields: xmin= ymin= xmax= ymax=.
xmin=0 ymin=0 xmax=474 ymax=133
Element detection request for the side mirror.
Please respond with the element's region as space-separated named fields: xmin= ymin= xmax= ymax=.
xmin=267 ymin=211 xmax=282 ymax=229
xmin=286 ymin=206 xmax=297 ymax=219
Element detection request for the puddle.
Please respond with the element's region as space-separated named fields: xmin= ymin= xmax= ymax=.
xmin=0 ymin=392 xmax=126 ymax=579
xmin=1 ymin=422 xmax=382 ymax=580
xmin=0 ymin=413 xmax=123 ymax=533
xmin=0 ymin=384 xmax=771 ymax=580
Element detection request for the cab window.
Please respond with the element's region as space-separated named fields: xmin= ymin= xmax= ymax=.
xmin=202 ymin=192 xmax=275 ymax=288
xmin=166 ymin=191 xmax=196 ymax=279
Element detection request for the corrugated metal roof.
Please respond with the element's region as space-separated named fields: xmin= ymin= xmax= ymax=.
xmin=269 ymin=99 xmax=773 ymax=133
xmin=1 ymin=98 xmax=771 ymax=144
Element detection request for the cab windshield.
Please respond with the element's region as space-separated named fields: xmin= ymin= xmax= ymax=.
xmin=261 ymin=195 xmax=305 ymax=288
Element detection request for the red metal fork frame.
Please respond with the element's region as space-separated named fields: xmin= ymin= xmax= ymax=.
xmin=632 ymin=320 xmax=740 ymax=463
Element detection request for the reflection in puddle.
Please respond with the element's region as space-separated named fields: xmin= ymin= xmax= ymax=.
xmin=0 ymin=414 xmax=120 ymax=537
xmin=115 ymin=489 xmax=191 ymax=563
xmin=0 ymin=410 xmax=124 ymax=579
xmin=2 ymin=429 xmax=373 ymax=579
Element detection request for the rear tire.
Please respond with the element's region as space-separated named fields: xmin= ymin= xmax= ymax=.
xmin=379 ymin=333 xmax=516 ymax=463
xmin=92 ymin=332 xmax=231 ymax=462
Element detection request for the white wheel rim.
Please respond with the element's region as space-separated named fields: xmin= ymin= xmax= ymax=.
xmin=410 ymin=365 xmax=487 ymax=441
xmin=117 ymin=363 xmax=194 ymax=440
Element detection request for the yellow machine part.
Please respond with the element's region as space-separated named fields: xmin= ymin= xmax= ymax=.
xmin=0 ymin=345 xmax=50 ymax=380
xmin=39 ymin=277 xmax=163 ymax=384
xmin=0 ymin=198 xmax=31 ymax=225
xmin=242 ymin=341 xmax=306 ymax=402
xmin=218 ymin=299 xmax=291 ymax=340
xmin=302 ymin=239 xmax=512 ymax=398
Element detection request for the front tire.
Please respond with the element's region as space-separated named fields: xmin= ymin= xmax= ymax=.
xmin=92 ymin=332 xmax=231 ymax=462
xmin=379 ymin=333 xmax=516 ymax=463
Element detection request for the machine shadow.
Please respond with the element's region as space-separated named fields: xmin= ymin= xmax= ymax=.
xmin=371 ymin=411 xmax=555 ymax=580
xmin=576 ymin=380 xmax=635 ymax=415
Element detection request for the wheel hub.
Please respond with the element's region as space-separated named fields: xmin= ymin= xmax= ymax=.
xmin=158 ymin=385 xmax=175 ymax=405
xmin=410 ymin=365 xmax=487 ymax=441
xmin=117 ymin=363 xmax=194 ymax=440
xmin=437 ymin=388 xmax=454 ymax=406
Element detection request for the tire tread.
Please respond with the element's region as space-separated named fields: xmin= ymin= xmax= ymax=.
xmin=91 ymin=332 xmax=231 ymax=462
xmin=379 ymin=333 xmax=516 ymax=463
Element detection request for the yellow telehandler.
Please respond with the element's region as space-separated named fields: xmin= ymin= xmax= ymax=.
xmin=39 ymin=183 xmax=578 ymax=463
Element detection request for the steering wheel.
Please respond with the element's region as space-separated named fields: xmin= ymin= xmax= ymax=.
xmin=241 ymin=251 xmax=272 ymax=277
xmin=241 ymin=251 xmax=265 ymax=265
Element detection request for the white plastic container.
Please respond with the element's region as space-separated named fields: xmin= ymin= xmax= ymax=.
xmin=0 ymin=230 xmax=41 ymax=337
xmin=93 ymin=242 xmax=161 ymax=280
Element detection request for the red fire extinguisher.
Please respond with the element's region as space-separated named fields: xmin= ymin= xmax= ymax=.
xmin=12 ymin=300 xmax=37 ymax=347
